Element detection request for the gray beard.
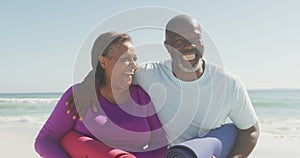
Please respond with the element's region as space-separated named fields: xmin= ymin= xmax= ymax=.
xmin=177 ymin=59 xmax=201 ymax=72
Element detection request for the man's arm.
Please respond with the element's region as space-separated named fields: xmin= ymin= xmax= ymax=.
xmin=228 ymin=122 xmax=260 ymax=158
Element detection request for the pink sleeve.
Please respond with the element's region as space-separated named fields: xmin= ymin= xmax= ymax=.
xmin=139 ymin=103 xmax=167 ymax=158
xmin=138 ymin=88 xmax=168 ymax=158
xmin=34 ymin=86 xmax=76 ymax=158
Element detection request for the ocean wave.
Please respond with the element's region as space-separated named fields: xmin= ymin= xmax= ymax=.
xmin=0 ymin=115 xmax=48 ymax=125
xmin=0 ymin=98 xmax=59 ymax=105
xmin=259 ymin=116 xmax=300 ymax=140
xmin=252 ymin=101 xmax=300 ymax=107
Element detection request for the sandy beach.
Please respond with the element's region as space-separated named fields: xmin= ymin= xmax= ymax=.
xmin=1 ymin=124 xmax=299 ymax=158
xmin=0 ymin=125 xmax=40 ymax=158
xmin=250 ymin=133 xmax=300 ymax=157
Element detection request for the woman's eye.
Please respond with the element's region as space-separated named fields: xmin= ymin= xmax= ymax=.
xmin=133 ymin=57 xmax=137 ymax=62
xmin=120 ymin=58 xmax=136 ymax=63
xmin=121 ymin=58 xmax=130 ymax=62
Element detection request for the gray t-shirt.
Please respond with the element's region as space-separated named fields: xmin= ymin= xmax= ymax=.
xmin=134 ymin=59 xmax=257 ymax=144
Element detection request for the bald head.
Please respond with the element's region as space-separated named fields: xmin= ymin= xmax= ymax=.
xmin=164 ymin=14 xmax=205 ymax=73
xmin=165 ymin=14 xmax=201 ymax=38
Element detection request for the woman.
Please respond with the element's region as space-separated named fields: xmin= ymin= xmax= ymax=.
xmin=34 ymin=32 xmax=167 ymax=158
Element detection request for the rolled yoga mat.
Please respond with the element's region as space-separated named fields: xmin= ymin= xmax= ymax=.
xmin=165 ymin=123 xmax=238 ymax=158
xmin=60 ymin=131 xmax=136 ymax=158
xmin=165 ymin=137 xmax=222 ymax=158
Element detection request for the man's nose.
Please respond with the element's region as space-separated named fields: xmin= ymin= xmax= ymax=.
xmin=183 ymin=41 xmax=196 ymax=49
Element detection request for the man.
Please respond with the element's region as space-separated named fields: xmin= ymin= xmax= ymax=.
xmin=67 ymin=14 xmax=259 ymax=158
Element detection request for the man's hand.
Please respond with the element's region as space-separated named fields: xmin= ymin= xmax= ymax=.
xmin=65 ymin=95 xmax=78 ymax=120
xmin=65 ymin=71 xmax=99 ymax=120
xmin=228 ymin=122 xmax=260 ymax=158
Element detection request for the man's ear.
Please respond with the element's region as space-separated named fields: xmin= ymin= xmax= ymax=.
xmin=164 ymin=40 xmax=171 ymax=54
xmin=99 ymin=56 xmax=107 ymax=69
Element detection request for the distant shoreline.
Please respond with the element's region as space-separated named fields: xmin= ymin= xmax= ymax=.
xmin=2 ymin=88 xmax=300 ymax=94
xmin=248 ymin=88 xmax=300 ymax=92
xmin=0 ymin=92 xmax=63 ymax=95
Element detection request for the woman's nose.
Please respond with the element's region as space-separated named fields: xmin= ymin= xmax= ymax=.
xmin=129 ymin=60 xmax=138 ymax=69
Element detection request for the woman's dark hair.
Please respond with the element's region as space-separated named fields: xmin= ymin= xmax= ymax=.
xmin=95 ymin=33 xmax=131 ymax=85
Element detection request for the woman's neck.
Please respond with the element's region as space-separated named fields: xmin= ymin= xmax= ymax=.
xmin=99 ymin=84 xmax=130 ymax=104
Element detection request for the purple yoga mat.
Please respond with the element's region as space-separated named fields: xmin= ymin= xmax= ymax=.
xmin=165 ymin=138 xmax=222 ymax=158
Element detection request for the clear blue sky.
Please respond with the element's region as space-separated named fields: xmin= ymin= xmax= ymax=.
xmin=1 ymin=0 xmax=300 ymax=93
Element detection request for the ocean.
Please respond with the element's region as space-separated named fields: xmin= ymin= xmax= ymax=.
xmin=0 ymin=93 xmax=60 ymax=126
xmin=1 ymin=89 xmax=299 ymax=140
xmin=249 ymin=89 xmax=300 ymax=140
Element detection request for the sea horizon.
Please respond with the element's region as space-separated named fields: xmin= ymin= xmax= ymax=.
xmin=1 ymin=87 xmax=300 ymax=94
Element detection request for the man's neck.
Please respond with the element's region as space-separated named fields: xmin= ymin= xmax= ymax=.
xmin=172 ymin=59 xmax=205 ymax=81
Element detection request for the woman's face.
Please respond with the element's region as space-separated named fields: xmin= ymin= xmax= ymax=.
xmin=101 ymin=41 xmax=137 ymax=90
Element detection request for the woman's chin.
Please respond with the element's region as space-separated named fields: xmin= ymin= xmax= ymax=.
xmin=118 ymin=78 xmax=132 ymax=90
xmin=124 ymin=75 xmax=133 ymax=86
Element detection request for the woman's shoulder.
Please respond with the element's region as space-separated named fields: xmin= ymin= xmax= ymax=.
xmin=130 ymin=85 xmax=147 ymax=95
xmin=59 ymin=84 xmax=81 ymax=102
xmin=129 ymin=85 xmax=151 ymax=105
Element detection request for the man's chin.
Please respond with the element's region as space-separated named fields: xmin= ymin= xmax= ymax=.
xmin=178 ymin=60 xmax=201 ymax=72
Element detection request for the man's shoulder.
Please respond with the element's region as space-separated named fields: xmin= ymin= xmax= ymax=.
xmin=135 ymin=59 xmax=172 ymax=84
xmin=206 ymin=60 xmax=239 ymax=80
xmin=204 ymin=60 xmax=243 ymax=90
xmin=138 ymin=59 xmax=171 ymax=70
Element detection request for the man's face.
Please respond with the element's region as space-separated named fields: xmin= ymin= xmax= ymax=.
xmin=165 ymin=29 xmax=204 ymax=72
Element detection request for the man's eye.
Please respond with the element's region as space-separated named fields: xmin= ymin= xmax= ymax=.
xmin=174 ymin=39 xmax=184 ymax=45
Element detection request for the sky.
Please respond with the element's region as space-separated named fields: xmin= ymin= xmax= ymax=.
xmin=1 ymin=0 xmax=300 ymax=93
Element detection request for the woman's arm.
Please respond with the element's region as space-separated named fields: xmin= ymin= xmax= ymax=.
xmin=139 ymin=102 xmax=168 ymax=158
xmin=34 ymin=87 xmax=77 ymax=158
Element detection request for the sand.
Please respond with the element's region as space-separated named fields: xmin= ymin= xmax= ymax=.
xmin=1 ymin=124 xmax=299 ymax=157
xmin=250 ymin=133 xmax=300 ymax=157
xmin=0 ymin=125 xmax=40 ymax=158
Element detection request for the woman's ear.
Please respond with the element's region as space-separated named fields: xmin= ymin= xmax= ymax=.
xmin=99 ymin=56 xmax=107 ymax=69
